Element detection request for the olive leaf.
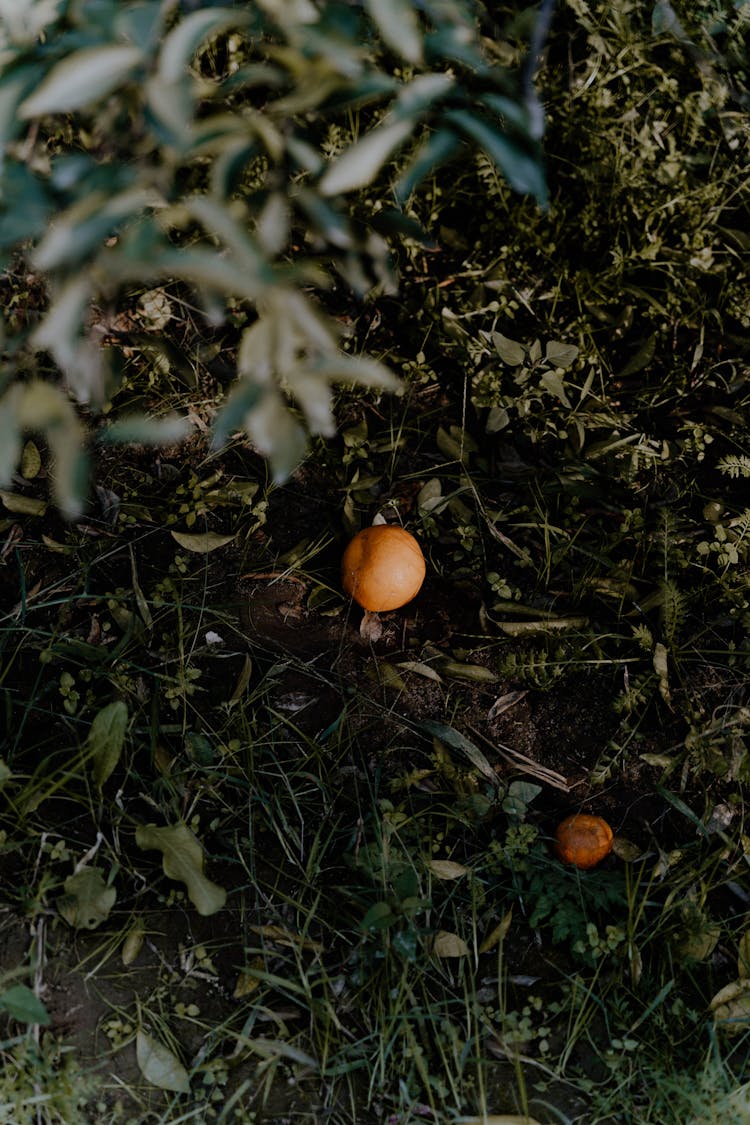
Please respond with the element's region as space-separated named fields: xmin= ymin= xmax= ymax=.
xmin=87 ymin=700 xmax=128 ymax=788
xmin=136 ymin=1029 xmax=190 ymax=1094
xmin=135 ymin=823 xmax=226 ymax=916
xmin=170 ymin=530 xmax=236 ymax=553
xmin=433 ymin=931 xmax=469 ymax=958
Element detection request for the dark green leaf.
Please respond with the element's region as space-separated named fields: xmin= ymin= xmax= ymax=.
xmin=394 ymin=128 xmax=461 ymax=204
xmin=0 ymin=985 xmax=50 ymax=1026
xmin=443 ymin=109 xmax=547 ymax=207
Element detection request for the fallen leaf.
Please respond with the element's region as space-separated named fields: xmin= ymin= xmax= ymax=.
xmin=136 ymin=1029 xmax=190 ymax=1093
xmin=122 ymin=923 xmax=145 ymax=966
xmin=739 ymin=930 xmax=750 ymax=979
xmin=170 ymin=530 xmax=236 ymax=553
xmin=479 ymin=909 xmax=513 ymax=954
xmin=433 ymin=930 xmax=469 ymax=958
xmin=0 ymin=491 xmax=47 ymax=516
xmin=20 ymin=441 xmax=41 ymax=480
xmin=428 ymin=859 xmax=469 ymax=881
xmin=136 ymin=823 xmax=227 ymax=916
xmin=58 ymin=868 xmax=116 ymax=930
xmin=710 ymin=978 xmax=750 ymax=1034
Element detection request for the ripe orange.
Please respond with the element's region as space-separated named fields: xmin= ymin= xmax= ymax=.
xmin=553 ymin=813 xmax=614 ymax=870
xmin=341 ymin=524 xmax=426 ymax=612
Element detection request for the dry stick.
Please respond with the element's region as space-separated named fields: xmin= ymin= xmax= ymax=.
xmin=466 ymin=723 xmax=571 ymax=792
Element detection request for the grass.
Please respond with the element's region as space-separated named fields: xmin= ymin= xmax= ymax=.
xmin=3 ymin=0 xmax=750 ymax=1121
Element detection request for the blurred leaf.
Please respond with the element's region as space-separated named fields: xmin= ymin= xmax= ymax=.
xmin=58 ymin=868 xmax=117 ymax=930
xmin=136 ymin=1029 xmax=190 ymax=1093
xmin=157 ymin=8 xmax=253 ymax=84
xmin=0 ymin=985 xmax=50 ymax=1026
xmin=170 ymin=530 xmax=236 ymax=553
xmin=87 ymin=700 xmax=128 ymax=788
xmin=19 ymin=46 xmax=143 ymax=118
xmin=98 ymin=415 xmax=192 ymax=446
xmin=365 ymin=0 xmax=423 ymax=63
xmin=135 ymin=822 xmax=227 ymax=916
xmin=443 ymin=109 xmax=547 ymax=206
xmin=319 ymin=117 xmax=414 ymax=196
xmin=394 ymin=127 xmax=461 ymax=204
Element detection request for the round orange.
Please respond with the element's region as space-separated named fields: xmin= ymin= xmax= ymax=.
xmin=341 ymin=525 xmax=426 ymax=612
xmin=553 ymin=813 xmax=614 ymax=870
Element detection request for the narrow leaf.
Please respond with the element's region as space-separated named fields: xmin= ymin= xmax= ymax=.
xmin=87 ymin=700 xmax=128 ymax=788
xmin=19 ymin=46 xmax=143 ymax=118
xmin=365 ymin=0 xmax=423 ymax=63
xmin=319 ymin=117 xmax=414 ymax=196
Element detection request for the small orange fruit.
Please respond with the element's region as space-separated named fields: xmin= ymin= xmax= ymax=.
xmin=341 ymin=524 xmax=426 ymax=612
xmin=553 ymin=813 xmax=614 ymax=870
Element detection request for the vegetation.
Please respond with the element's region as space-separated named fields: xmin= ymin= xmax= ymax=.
xmin=1 ymin=0 xmax=750 ymax=1122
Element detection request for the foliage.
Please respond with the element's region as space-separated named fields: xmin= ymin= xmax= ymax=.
xmin=0 ymin=0 xmax=546 ymax=509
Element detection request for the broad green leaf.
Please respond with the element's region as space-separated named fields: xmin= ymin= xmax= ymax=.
xmin=545 ymin=340 xmax=579 ymax=368
xmin=540 ymin=369 xmax=572 ymax=408
xmin=19 ymin=46 xmax=143 ymax=118
xmin=87 ymin=701 xmax=128 ymax=788
xmin=365 ymin=0 xmax=423 ymax=63
xmin=58 ymin=868 xmax=117 ymax=930
xmin=433 ymin=930 xmax=469 ymax=958
xmin=492 ymin=331 xmax=525 ymax=366
xmin=170 ymin=530 xmax=236 ymax=554
xmin=98 ymin=415 xmax=192 ymax=446
xmin=443 ymin=109 xmax=547 ymax=207
xmin=136 ymin=1029 xmax=190 ymax=1093
xmin=0 ymin=985 xmax=50 ymax=1026
xmin=242 ymin=388 xmax=307 ymax=482
xmin=319 ymin=117 xmax=414 ymax=196
xmin=135 ymin=822 xmax=227 ymax=916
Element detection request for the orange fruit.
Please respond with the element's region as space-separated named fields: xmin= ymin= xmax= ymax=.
xmin=553 ymin=813 xmax=614 ymax=870
xmin=341 ymin=525 xmax=426 ymax=612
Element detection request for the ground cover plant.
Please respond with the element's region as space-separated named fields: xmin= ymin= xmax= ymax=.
xmin=2 ymin=0 xmax=750 ymax=1122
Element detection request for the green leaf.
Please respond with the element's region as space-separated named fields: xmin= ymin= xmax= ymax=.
xmin=87 ymin=701 xmax=128 ymax=788
xmin=170 ymin=530 xmax=236 ymax=554
xmin=0 ymin=985 xmax=50 ymax=1026
xmin=319 ymin=117 xmax=414 ymax=196
xmin=545 ymin=341 xmax=579 ymax=368
xmin=365 ymin=0 xmax=423 ymax=63
xmin=136 ymin=1029 xmax=191 ymax=1094
xmin=19 ymin=46 xmax=143 ymax=119
xmin=135 ymin=822 xmax=227 ymax=916
xmin=420 ymin=720 xmax=499 ymax=787
xmin=443 ymin=109 xmax=547 ymax=207
xmin=492 ymin=332 xmax=525 ymax=366
xmin=58 ymin=868 xmax=117 ymax=930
